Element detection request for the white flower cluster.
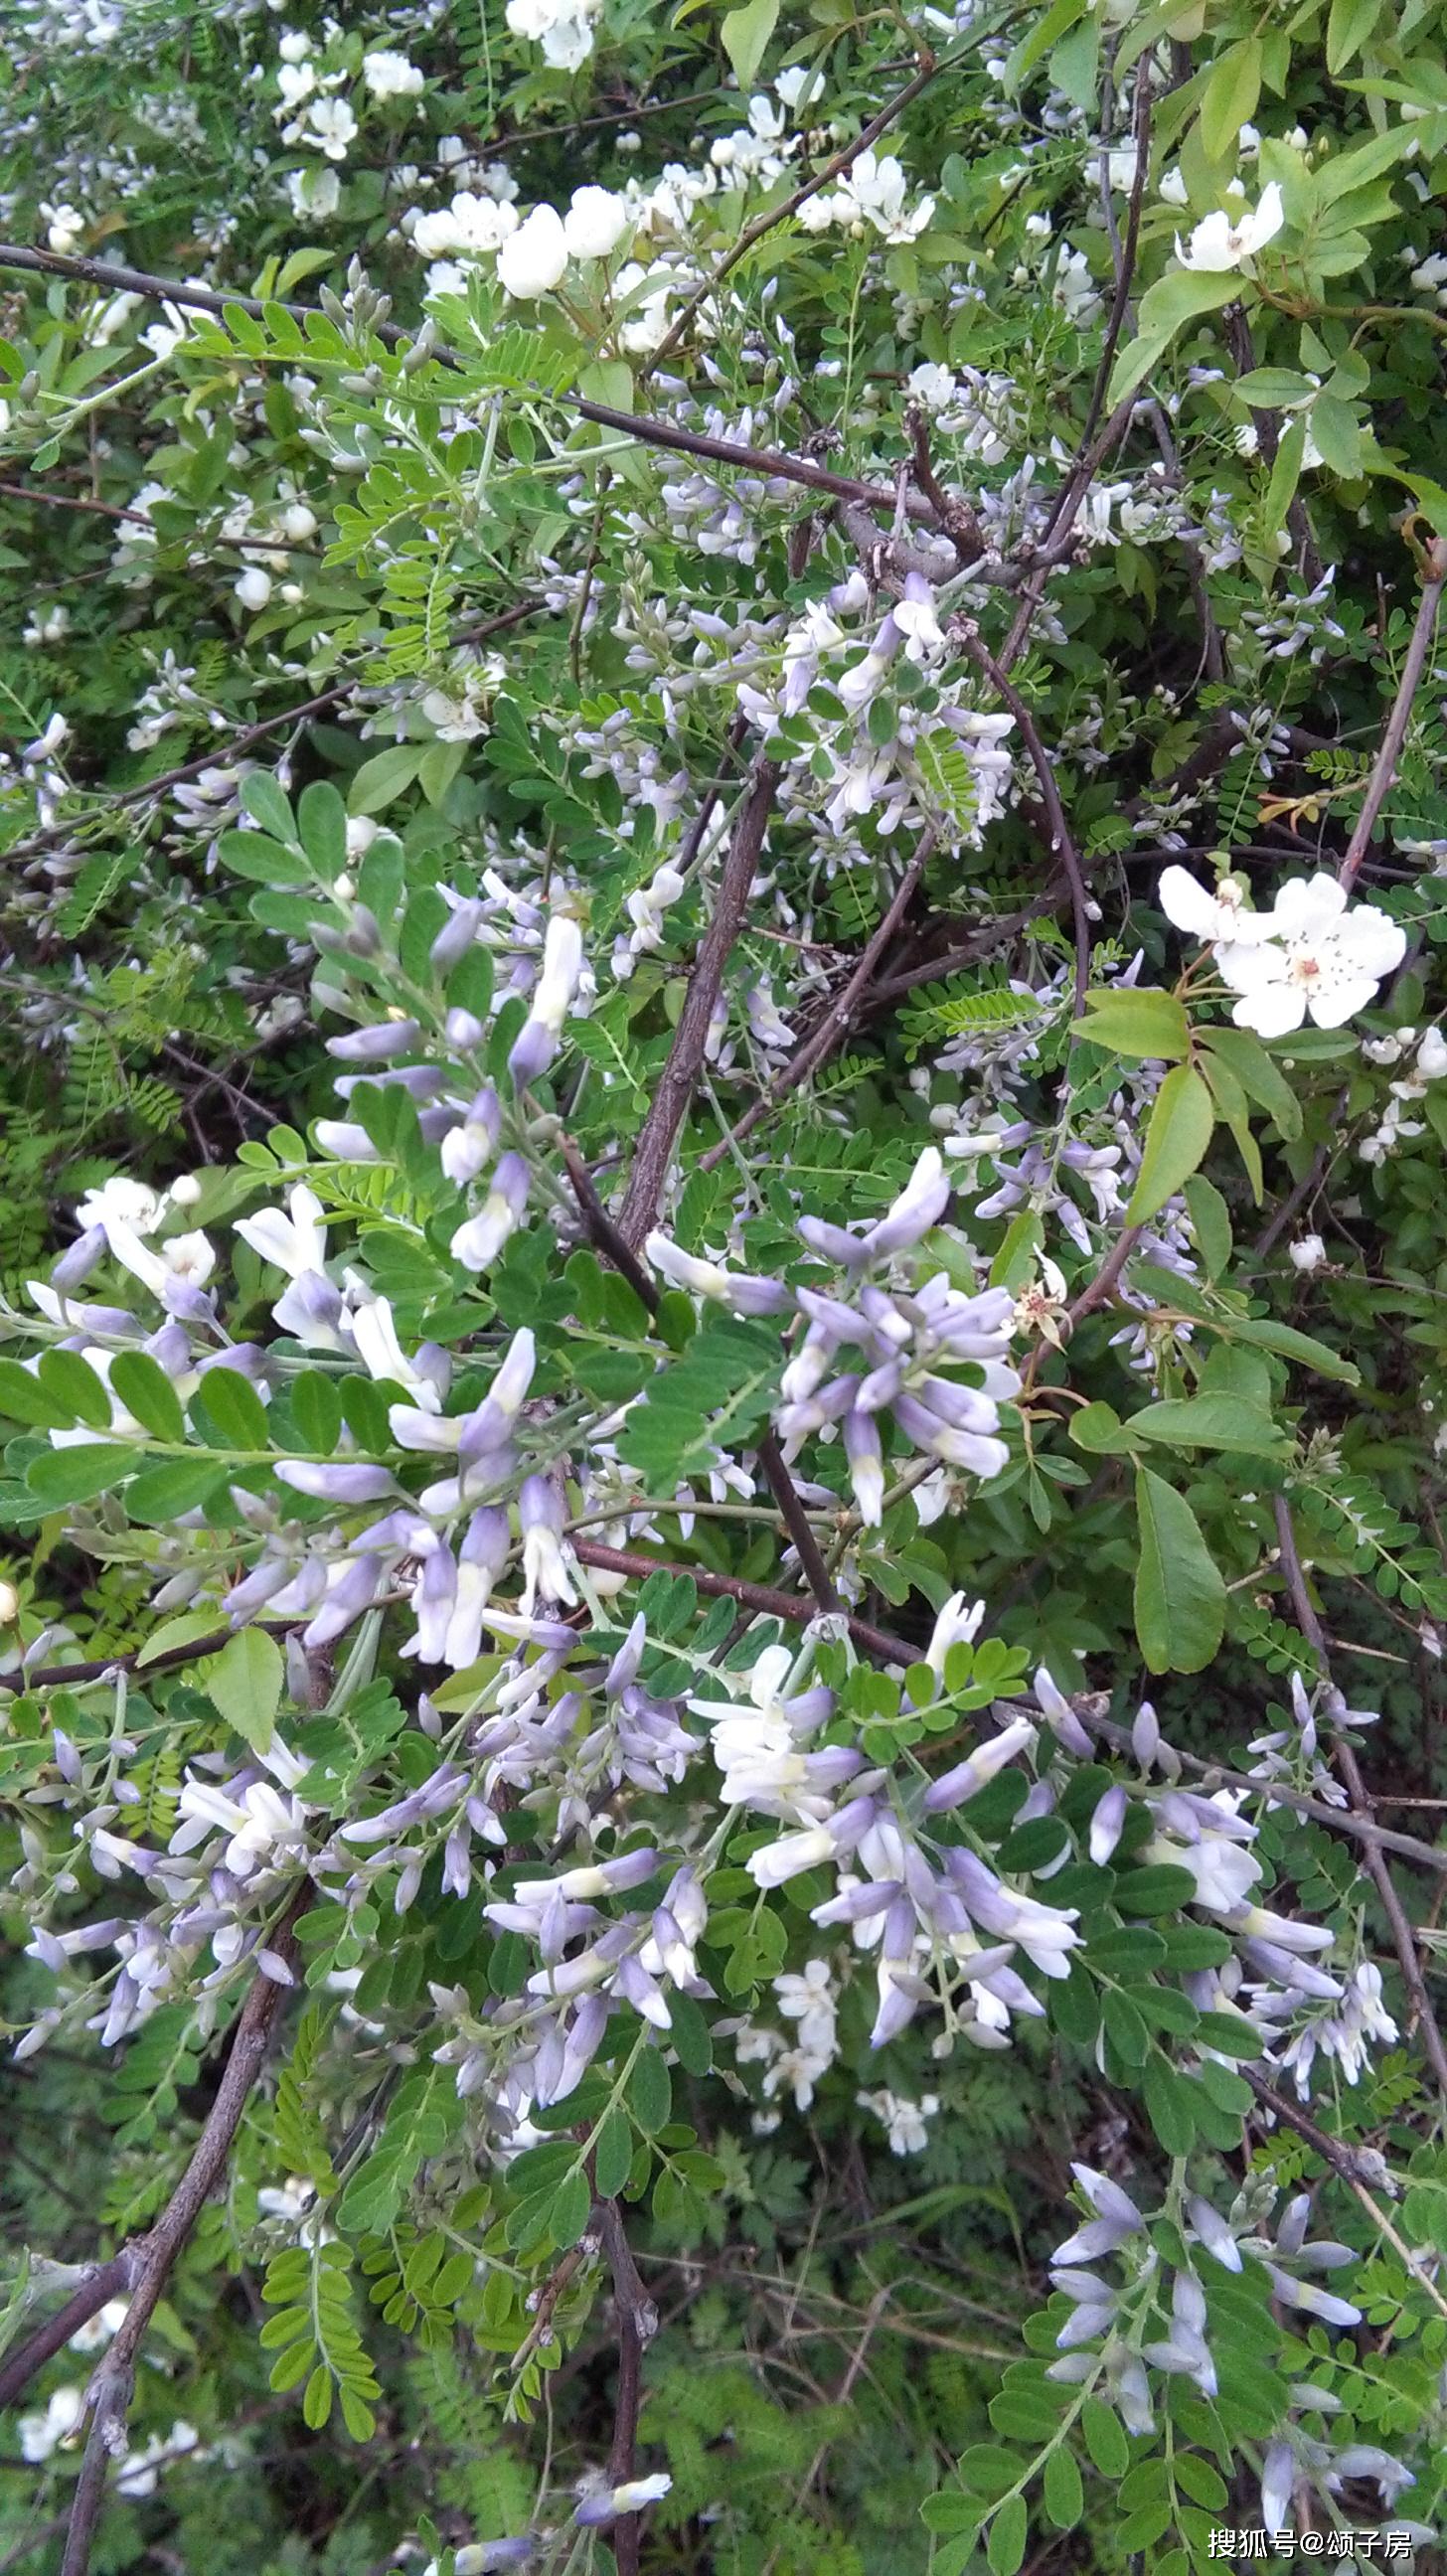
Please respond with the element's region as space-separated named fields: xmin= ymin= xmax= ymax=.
xmin=412 ymin=179 xmax=631 ymax=301
xmin=793 ymin=147 xmax=935 ymax=246
xmin=505 ymin=0 xmax=602 ymax=72
xmin=1159 ymin=866 xmax=1406 ymax=1036
xmin=1357 ymin=1020 xmax=1447 ymax=1163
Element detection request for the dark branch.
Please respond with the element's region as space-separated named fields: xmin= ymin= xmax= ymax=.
xmin=700 ymin=825 xmax=935 ymax=1171
xmin=571 ymin=1538 xmax=910 ymax=1664
xmin=1272 ymin=1494 xmax=1447 ymax=2101
xmin=56 ymin=1889 xmax=308 ymax=2576
xmin=951 ymin=623 xmax=1093 ymax=1015
xmin=1338 ymin=542 xmax=1447 ymax=891
xmin=616 ymin=755 xmax=781 ymax=1249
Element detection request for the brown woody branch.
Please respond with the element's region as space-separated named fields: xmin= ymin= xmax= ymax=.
xmin=616 ymin=754 xmax=781 ymax=1248
xmin=1071 ymin=1696 xmax=1447 ymax=1874
xmin=562 ymin=1110 xmax=842 ymax=1615
xmin=0 ymin=244 xmax=911 ymax=520
xmin=1338 ymin=541 xmax=1447 ymax=891
xmin=572 ymin=1539 xmax=910 ymax=1664
xmin=55 ymin=1890 xmax=307 ymax=2576
xmin=699 ymin=825 xmax=935 ymax=1173
xmin=592 ymin=2197 xmax=659 ymax=2576
xmin=0 ymin=1894 xmax=307 ymax=2576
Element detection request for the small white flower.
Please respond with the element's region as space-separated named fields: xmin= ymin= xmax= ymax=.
xmin=496 ymin=204 xmax=569 ymax=299
xmin=907 ymin=361 xmax=957 ymax=411
xmin=19 ymin=2386 xmax=85 ymax=2463
xmin=1176 ymin=183 xmax=1284 ymax=272
xmin=79 ymin=1176 xmax=164 ymax=1237
xmin=506 ymin=0 xmax=601 ymax=71
xmin=363 ymin=49 xmax=424 ymax=98
xmin=234 ymin=567 xmax=272 ymax=611
xmin=563 ymin=185 xmax=629 ymax=259
xmin=1288 ymin=1233 xmax=1327 ymax=1273
xmin=236 ymin=1183 xmax=329 ymax=1279
xmin=304 ymin=98 xmax=358 ymax=161
xmin=776 ymin=65 xmax=824 ymax=111
xmin=42 ymin=202 xmax=84 ymax=253
xmin=1158 ymin=167 xmax=1190 ymax=208
xmin=287 ymin=165 xmax=341 ymax=220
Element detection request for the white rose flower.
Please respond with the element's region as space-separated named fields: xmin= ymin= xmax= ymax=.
xmin=1176 ymin=183 xmax=1284 ymax=272
xmin=563 ymin=185 xmax=629 ymax=259
xmin=496 ymin=204 xmax=569 ymax=298
xmin=1216 ymin=874 xmax=1407 ymax=1038
xmin=363 ymin=49 xmax=424 ymax=98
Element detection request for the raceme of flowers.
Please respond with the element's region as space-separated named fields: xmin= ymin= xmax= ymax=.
xmin=7 ymin=7 xmax=1447 ymax=2571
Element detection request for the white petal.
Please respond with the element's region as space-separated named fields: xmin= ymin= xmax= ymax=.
xmin=1307 ymin=972 xmax=1380 ymax=1030
xmin=1233 ymin=983 xmax=1306 ymax=1039
xmin=1158 ymin=866 xmax=1221 ymax=940
xmin=1270 ymin=873 xmax=1345 ymax=939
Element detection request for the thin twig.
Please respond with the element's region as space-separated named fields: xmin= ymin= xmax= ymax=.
xmin=905 ymin=405 xmax=986 ymax=566
xmin=561 ymin=1120 xmax=841 ymax=1613
xmin=1071 ymin=1698 xmax=1447 ymax=1874
xmin=1074 ymin=60 xmax=1153 ymax=471
xmin=998 ymin=395 xmax=1136 ymax=673
xmin=56 ymin=1890 xmax=307 ymax=2576
xmin=1242 ymin=2067 xmax=1391 ymax=2190
xmin=1244 ymin=2068 xmax=1447 ymax=2323
xmin=1066 ymin=1222 xmax=1144 ymax=1329
xmin=1338 ymin=543 xmax=1447 ymax=891
xmin=616 ymin=755 xmax=781 ymax=1247
xmin=593 ymin=2198 xmax=659 ymax=2576
xmin=0 ymin=2252 xmax=145 ymax=2415
xmin=0 ymin=1618 xmax=302 ymax=1696
xmin=951 ymin=623 xmax=1092 ymax=1013
xmin=2 ymin=603 xmax=540 ymax=864
xmin=0 ymin=245 xmax=913 ymax=521
xmin=1272 ymin=1494 xmax=1447 ymax=2100
xmin=571 ymin=1539 xmax=909 ymax=1664
xmin=699 ymin=826 xmax=935 ymax=1171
